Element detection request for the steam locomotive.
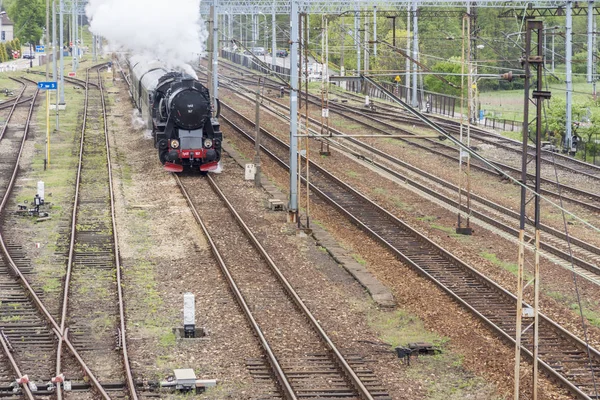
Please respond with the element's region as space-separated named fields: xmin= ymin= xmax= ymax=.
xmin=129 ymin=56 xmax=222 ymax=172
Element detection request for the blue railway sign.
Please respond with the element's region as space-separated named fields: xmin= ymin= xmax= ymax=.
xmin=35 ymin=45 xmax=45 ymax=52
xmin=37 ymin=81 xmax=57 ymax=90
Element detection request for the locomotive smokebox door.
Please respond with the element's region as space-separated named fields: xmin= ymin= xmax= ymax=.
xmin=183 ymin=292 xmax=195 ymax=338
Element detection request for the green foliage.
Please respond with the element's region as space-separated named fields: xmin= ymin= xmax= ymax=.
xmin=8 ymin=0 xmax=45 ymax=45
xmin=572 ymin=51 xmax=589 ymax=75
xmin=424 ymin=57 xmax=464 ymax=96
xmin=543 ymin=97 xmax=600 ymax=159
xmin=0 ymin=43 xmax=8 ymax=62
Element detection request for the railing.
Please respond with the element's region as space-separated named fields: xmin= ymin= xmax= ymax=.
xmin=483 ymin=117 xmax=522 ymax=132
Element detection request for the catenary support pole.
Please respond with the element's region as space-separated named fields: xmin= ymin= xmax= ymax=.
xmin=355 ymin=7 xmax=360 ymax=77
xmin=565 ymin=0 xmax=573 ymax=149
xmin=212 ymin=0 xmax=219 ymax=109
xmin=272 ymin=4 xmax=276 ymax=70
xmin=254 ymin=90 xmax=261 ymax=187
xmin=588 ymin=0 xmax=594 ymax=83
xmin=288 ymin=0 xmax=299 ymax=220
xmin=373 ymin=6 xmax=377 ymax=56
xmin=405 ymin=9 xmax=410 ymax=100
xmin=59 ymin=0 xmax=65 ymax=104
xmin=52 ymin=0 xmax=57 ymax=81
xmin=412 ymin=0 xmax=418 ymax=107
xmin=52 ymin=0 xmax=58 ymax=130
xmin=46 ymin=0 xmax=50 ymax=79
xmin=552 ymin=31 xmax=555 ymax=72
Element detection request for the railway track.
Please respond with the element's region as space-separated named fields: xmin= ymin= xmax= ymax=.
xmin=0 ymin=77 xmax=47 ymax=399
xmin=55 ymin=65 xmax=137 ymax=399
xmin=206 ymin=75 xmax=600 ymax=289
xmin=338 ymin=88 xmax=600 ymax=181
xmin=220 ymin=101 xmax=600 ymax=399
xmin=0 ymin=66 xmax=136 ymax=399
xmin=217 ymin=59 xmax=600 ymax=213
xmin=176 ymin=173 xmax=390 ymax=400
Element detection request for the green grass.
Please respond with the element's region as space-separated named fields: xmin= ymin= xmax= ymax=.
xmin=346 ymin=170 xmax=360 ymax=178
xmin=369 ymin=309 xmax=448 ymax=348
xmin=430 ymin=223 xmax=465 ymax=238
xmin=479 ymin=79 xmax=597 ymax=122
xmin=480 ymin=251 xmax=528 ymax=280
xmin=351 ymin=253 xmax=367 ymax=265
xmin=0 ymin=315 xmax=22 ymax=322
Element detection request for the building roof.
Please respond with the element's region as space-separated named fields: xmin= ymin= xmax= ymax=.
xmin=0 ymin=12 xmax=14 ymax=26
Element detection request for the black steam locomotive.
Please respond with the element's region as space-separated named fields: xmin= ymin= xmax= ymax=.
xmin=129 ymin=57 xmax=222 ymax=172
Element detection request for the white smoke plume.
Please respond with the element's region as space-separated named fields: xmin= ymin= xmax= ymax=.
xmin=86 ymin=0 xmax=208 ymax=76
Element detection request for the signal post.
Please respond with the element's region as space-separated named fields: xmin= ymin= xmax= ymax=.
xmin=37 ymin=81 xmax=58 ymax=169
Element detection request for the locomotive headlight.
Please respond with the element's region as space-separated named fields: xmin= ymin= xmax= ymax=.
xmin=204 ymin=138 xmax=213 ymax=148
xmin=170 ymin=139 xmax=180 ymax=149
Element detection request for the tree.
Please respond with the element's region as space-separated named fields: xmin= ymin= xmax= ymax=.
xmin=0 ymin=43 xmax=8 ymax=62
xmin=544 ymin=97 xmax=599 ymax=157
xmin=423 ymin=57 xmax=464 ymax=96
xmin=8 ymin=0 xmax=45 ymax=46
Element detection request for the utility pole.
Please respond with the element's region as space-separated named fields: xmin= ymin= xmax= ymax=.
xmin=0 ymin=0 xmax=3 ymax=44
xmin=587 ymin=0 xmax=594 ymax=83
xmin=456 ymin=11 xmax=473 ymax=235
xmin=46 ymin=0 xmax=50 ymax=79
xmin=74 ymin=0 xmax=78 ymax=70
xmin=254 ymin=90 xmax=261 ymax=187
xmin=212 ymin=0 xmax=219 ymax=110
xmin=52 ymin=0 xmax=57 ymax=81
xmin=271 ymin=3 xmax=276 ymax=70
xmin=364 ymin=12 xmax=368 ymax=74
xmin=288 ymin=0 xmax=299 ymax=222
xmin=354 ymin=7 xmax=360 ymax=77
xmin=514 ymin=19 xmax=549 ymax=400
xmin=373 ymin=6 xmax=377 ymax=56
xmin=52 ymin=0 xmax=58 ymax=130
xmin=412 ymin=1 xmax=418 ymax=107
xmin=320 ymin=15 xmax=330 ymax=156
xmin=565 ymin=0 xmax=573 ymax=150
xmin=59 ymin=0 xmax=65 ymax=104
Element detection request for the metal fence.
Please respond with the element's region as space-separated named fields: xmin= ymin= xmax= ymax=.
xmin=345 ymin=80 xmax=457 ymax=118
xmin=482 ymin=117 xmax=521 ymax=132
xmin=221 ymin=50 xmax=291 ymax=80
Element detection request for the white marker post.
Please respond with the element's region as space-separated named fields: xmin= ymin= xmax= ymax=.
xmin=183 ymin=292 xmax=195 ymax=338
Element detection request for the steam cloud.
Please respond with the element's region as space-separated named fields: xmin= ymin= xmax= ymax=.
xmin=86 ymin=0 xmax=208 ymax=75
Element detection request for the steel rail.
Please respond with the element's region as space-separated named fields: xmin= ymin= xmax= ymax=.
xmin=220 ymin=88 xmax=600 ymax=280
xmin=220 ymin=106 xmax=600 ymax=399
xmin=98 ymin=66 xmax=139 ymax=400
xmin=55 ymin=65 xmax=112 ymax=400
xmin=0 ymin=77 xmax=109 ymax=399
xmin=337 ymin=89 xmax=600 ymax=178
xmin=207 ymin=174 xmax=376 ymax=399
xmin=323 ymin=135 xmax=600 ymax=277
xmin=0 ymin=331 xmax=34 ymax=400
xmin=177 ymin=173 xmax=376 ymax=399
xmin=174 ymin=174 xmax=298 ymax=400
xmin=0 ymin=78 xmax=26 ymax=141
xmin=218 ymin=58 xmax=600 ymax=206
xmin=0 ymin=83 xmax=37 ymax=398
xmin=0 ymin=96 xmax=34 ymax=111
xmin=339 ymin=96 xmax=600 ymax=181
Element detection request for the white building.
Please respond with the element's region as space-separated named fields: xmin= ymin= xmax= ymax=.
xmin=1 ymin=11 xmax=14 ymax=42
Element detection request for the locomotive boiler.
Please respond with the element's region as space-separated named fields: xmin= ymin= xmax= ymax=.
xmin=129 ymin=56 xmax=222 ymax=172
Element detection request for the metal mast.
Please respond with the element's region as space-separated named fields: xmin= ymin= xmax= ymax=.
xmin=288 ymin=0 xmax=299 ymax=221
xmin=514 ymin=19 xmax=549 ymax=400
